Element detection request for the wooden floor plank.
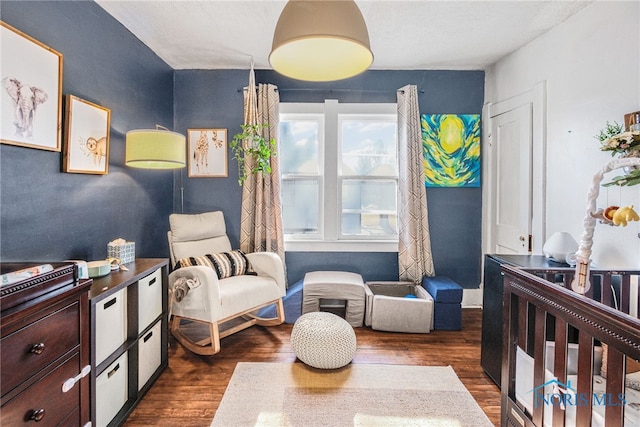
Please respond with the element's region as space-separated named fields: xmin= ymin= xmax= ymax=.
xmin=124 ymin=308 xmax=500 ymax=426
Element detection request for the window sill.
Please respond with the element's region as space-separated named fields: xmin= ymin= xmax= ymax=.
xmin=284 ymin=240 xmax=398 ymax=253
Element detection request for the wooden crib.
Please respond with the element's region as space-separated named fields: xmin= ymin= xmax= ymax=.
xmin=501 ymin=265 xmax=640 ymax=426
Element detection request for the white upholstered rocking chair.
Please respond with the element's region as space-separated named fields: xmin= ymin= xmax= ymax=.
xmin=167 ymin=211 xmax=285 ymax=355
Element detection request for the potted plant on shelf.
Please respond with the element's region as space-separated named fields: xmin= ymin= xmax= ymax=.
xmin=596 ymin=121 xmax=640 ymax=186
xmin=230 ymin=123 xmax=277 ymax=186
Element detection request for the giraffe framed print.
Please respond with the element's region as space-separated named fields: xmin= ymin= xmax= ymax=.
xmin=187 ymin=128 xmax=228 ymax=178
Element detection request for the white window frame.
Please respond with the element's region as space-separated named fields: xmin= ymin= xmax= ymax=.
xmin=279 ymin=111 xmax=325 ymax=240
xmin=280 ymin=100 xmax=399 ymax=252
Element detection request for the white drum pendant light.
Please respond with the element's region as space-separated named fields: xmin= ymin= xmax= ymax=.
xmin=269 ymin=0 xmax=373 ymax=82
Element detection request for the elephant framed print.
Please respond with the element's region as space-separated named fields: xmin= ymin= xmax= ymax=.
xmin=0 ymin=21 xmax=63 ymax=151
xmin=187 ymin=128 xmax=228 ymax=177
xmin=63 ymin=95 xmax=111 ymax=174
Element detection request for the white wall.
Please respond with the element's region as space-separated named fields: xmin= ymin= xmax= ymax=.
xmin=485 ymin=0 xmax=640 ymax=268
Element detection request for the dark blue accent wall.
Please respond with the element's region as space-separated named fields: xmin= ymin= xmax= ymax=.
xmin=0 ymin=1 xmax=174 ymax=262
xmin=0 ymin=2 xmax=483 ymax=289
xmin=174 ymin=69 xmax=484 ymax=287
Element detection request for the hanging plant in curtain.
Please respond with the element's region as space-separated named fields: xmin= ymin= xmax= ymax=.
xmin=238 ymin=66 xmax=286 ymax=270
xmin=230 ymin=123 xmax=276 ymax=186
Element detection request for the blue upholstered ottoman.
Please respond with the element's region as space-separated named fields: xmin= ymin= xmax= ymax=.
xmin=421 ymin=276 xmax=463 ymax=330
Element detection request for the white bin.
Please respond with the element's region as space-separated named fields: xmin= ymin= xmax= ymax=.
xmin=95 ymin=288 xmax=127 ymax=365
xmin=138 ymin=268 xmax=162 ymax=333
xmin=138 ymin=320 xmax=162 ymax=391
xmin=96 ymin=352 xmax=128 ymax=427
xmin=364 ymin=281 xmax=434 ymax=333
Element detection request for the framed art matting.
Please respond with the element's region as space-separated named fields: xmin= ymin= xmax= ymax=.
xmin=422 ymin=114 xmax=481 ymax=188
xmin=63 ymin=95 xmax=111 ymax=174
xmin=0 ymin=21 xmax=63 ymax=151
xmin=188 ymin=128 xmax=228 ymax=177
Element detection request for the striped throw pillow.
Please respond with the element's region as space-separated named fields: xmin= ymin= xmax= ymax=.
xmin=175 ymin=250 xmax=254 ymax=279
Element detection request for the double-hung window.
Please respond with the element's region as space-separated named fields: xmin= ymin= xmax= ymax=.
xmin=279 ymin=100 xmax=398 ymax=251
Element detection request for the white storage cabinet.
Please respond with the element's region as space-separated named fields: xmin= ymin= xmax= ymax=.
xmin=89 ymin=259 xmax=169 ymax=427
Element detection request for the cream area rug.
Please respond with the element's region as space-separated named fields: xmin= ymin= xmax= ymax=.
xmin=211 ymin=362 xmax=493 ymax=427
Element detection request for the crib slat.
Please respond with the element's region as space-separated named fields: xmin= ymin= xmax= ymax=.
xmin=585 ymin=275 xmax=595 ymax=300
xmin=604 ymin=345 xmax=625 ymax=427
xmin=518 ymin=298 xmax=528 ymax=351
xmin=576 ymin=333 xmax=594 ymax=426
xmin=636 ymin=274 xmax=640 ymax=317
xmin=602 ymin=273 xmax=613 ymax=308
xmin=553 ymin=318 xmax=568 ymax=427
xmin=620 ymin=274 xmax=630 ymax=314
xmin=532 ymin=306 xmax=547 ymax=426
xmin=502 ymin=289 xmax=521 ymax=425
xmin=544 ymin=271 xmax=555 ymax=284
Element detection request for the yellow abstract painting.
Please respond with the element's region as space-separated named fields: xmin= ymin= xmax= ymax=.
xmin=421 ymin=114 xmax=480 ymax=187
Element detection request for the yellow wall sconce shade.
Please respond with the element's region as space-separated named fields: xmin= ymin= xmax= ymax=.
xmin=269 ymin=0 xmax=373 ymax=82
xmin=125 ymin=129 xmax=186 ymax=169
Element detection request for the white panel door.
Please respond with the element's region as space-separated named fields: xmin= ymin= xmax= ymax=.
xmin=493 ymin=103 xmax=532 ymax=254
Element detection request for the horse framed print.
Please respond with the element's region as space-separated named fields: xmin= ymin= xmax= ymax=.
xmin=0 ymin=21 xmax=63 ymax=151
xmin=63 ymin=95 xmax=111 ymax=174
xmin=187 ymin=128 xmax=228 ymax=177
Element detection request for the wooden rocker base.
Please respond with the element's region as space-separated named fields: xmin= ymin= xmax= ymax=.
xmin=170 ymin=298 xmax=285 ymax=355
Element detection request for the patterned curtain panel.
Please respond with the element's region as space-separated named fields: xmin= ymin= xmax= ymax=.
xmin=240 ymin=70 xmax=286 ymax=270
xmin=397 ymin=85 xmax=435 ymax=281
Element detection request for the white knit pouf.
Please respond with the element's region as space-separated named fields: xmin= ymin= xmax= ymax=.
xmin=291 ymin=312 xmax=357 ymax=369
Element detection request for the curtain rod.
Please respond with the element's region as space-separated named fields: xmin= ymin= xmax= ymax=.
xmin=237 ymin=87 xmax=423 ymax=94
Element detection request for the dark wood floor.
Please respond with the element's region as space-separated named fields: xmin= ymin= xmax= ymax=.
xmin=124 ymin=308 xmax=500 ymax=426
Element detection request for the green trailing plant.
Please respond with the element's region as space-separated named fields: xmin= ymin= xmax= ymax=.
xmin=602 ymin=168 xmax=640 ymax=187
xmin=230 ymin=123 xmax=277 ymax=186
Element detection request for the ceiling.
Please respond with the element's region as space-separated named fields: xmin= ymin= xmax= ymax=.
xmin=96 ymin=0 xmax=593 ymax=71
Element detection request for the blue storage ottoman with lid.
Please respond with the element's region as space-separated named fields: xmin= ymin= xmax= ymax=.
xmin=421 ymin=276 xmax=463 ymax=330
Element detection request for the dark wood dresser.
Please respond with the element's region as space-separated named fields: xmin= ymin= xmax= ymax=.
xmin=1 ymin=262 xmax=92 ymax=426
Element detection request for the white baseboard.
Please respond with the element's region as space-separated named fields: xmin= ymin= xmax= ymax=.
xmin=462 ymin=288 xmax=483 ymax=308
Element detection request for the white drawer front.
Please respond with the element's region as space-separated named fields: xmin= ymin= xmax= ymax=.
xmin=138 ymin=320 xmax=162 ymax=390
xmin=96 ymin=352 xmax=128 ymax=427
xmin=138 ymin=268 xmax=162 ymax=333
xmin=95 ymin=288 xmax=127 ymax=365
